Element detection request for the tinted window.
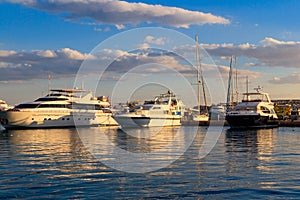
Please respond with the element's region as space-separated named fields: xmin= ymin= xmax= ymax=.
xmin=15 ymin=104 xmax=39 ymax=109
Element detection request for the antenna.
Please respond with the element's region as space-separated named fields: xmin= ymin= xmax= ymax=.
xmin=81 ymin=80 xmax=85 ymax=90
xmin=246 ymin=76 xmax=249 ymax=94
xmin=254 ymin=85 xmax=262 ymax=93
xmin=48 ymin=73 xmax=51 ymax=93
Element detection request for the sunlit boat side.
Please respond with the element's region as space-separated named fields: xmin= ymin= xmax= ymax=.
xmin=226 ymin=87 xmax=278 ymax=129
xmin=0 ymin=88 xmax=118 ymax=129
xmin=113 ymin=91 xmax=185 ymax=128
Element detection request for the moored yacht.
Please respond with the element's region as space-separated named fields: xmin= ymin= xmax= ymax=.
xmin=209 ymin=104 xmax=226 ymax=120
xmin=226 ymin=87 xmax=278 ymax=129
xmin=113 ymin=91 xmax=185 ymax=128
xmin=0 ymin=100 xmax=13 ymax=111
xmin=0 ymin=88 xmax=118 ymax=129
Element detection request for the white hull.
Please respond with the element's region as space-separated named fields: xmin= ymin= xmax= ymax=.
xmin=193 ymin=114 xmax=209 ymax=122
xmin=3 ymin=110 xmax=117 ymax=129
xmin=114 ymin=115 xmax=181 ymax=128
xmin=226 ymin=88 xmax=278 ymax=129
xmin=113 ymin=91 xmax=184 ymax=128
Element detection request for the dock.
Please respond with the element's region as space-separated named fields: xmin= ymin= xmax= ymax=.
xmin=182 ymin=119 xmax=300 ymax=127
xmin=279 ymin=120 xmax=300 ymax=127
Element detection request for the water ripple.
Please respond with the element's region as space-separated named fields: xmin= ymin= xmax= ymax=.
xmin=1 ymin=127 xmax=300 ymax=199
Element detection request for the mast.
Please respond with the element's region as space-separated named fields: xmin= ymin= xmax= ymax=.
xmin=246 ymin=76 xmax=249 ymax=101
xmin=226 ymin=55 xmax=234 ymax=110
xmin=195 ymin=35 xmax=208 ymax=114
xmin=195 ymin=35 xmax=201 ymax=114
xmin=235 ymin=56 xmax=238 ymax=103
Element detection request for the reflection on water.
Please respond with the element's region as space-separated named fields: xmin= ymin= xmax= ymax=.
xmin=78 ymin=126 xmax=199 ymax=173
xmin=0 ymin=127 xmax=300 ymax=198
xmin=225 ymin=128 xmax=300 ymax=194
xmin=0 ymin=129 xmax=101 ymax=178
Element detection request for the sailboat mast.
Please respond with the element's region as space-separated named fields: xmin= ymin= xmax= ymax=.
xmin=226 ymin=55 xmax=234 ymax=110
xmin=195 ymin=35 xmax=201 ymax=114
xmin=200 ymin=60 xmax=208 ymax=114
xmin=235 ymin=56 xmax=238 ymax=103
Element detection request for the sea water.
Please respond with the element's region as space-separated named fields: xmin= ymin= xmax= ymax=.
xmin=0 ymin=126 xmax=300 ymax=199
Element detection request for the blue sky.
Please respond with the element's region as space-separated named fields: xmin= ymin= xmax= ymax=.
xmin=1 ymin=0 xmax=300 ymax=105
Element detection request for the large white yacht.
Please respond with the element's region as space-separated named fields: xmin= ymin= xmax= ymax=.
xmin=113 ymin=91 xmax=185 ymax=128
xmin=0 ymin=89 xmax=118 ymax=129
xmin=0 ymin=100 xmax=13 ymax=111
xmin=226 ymin=87 xmax=278 ymax=129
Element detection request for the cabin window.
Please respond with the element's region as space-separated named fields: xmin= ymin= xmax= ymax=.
xmin=171 ymin=99 xmax=177 ymax=106
xmin=15 ymin=104 xmax=39 ymax=109
xmin=152 ymin=107 xmax=161 ymax=110
xmin=35 ymin=97 xmax=69 ymax=102
xmin=38 ymin=104 xmax=68 ymax=108
xmin=236 ymin=106 xmax=256 ymax=111
xmin=260 ymin=106 xmax=271 ymax=114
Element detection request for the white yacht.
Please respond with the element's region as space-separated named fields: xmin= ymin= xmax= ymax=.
xmin=0 ymin=89 xmax=118 ymax=129
xmin=226 ymin=87 xmax=278 ymax=129
xmin=113 ymin=91 xmax=185 ymax=128
xmin=0 ymin=100 xmax=13 ymax=111
xmin=209 ymin=104 xmax=226 ymax=120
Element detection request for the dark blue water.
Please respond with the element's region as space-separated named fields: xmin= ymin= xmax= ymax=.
xmin=1 ymin=126 xmax=300 ymax=199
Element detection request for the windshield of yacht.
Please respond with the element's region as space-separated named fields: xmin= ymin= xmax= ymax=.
xmin=236 ymin=105 xmax=257 ymax=111
xmin=35 ymin=97 xmax=69 ymax=101
xmin=130 ymin=105 xmax=152 ymax=112
xmin=242 ymin=93 xmax=269 ymax=102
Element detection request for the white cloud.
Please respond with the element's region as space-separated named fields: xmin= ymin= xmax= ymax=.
xmin=269 ymin=72 xmax=300 ymax=84
xmin=144 ymin=36 xmax=166 ymax=45
xmin=8 ymin=0 xmax=230 ymax=28
xmin=0 ymin=50 xmax=16 ymax=57
xmin=115 ymin=24 xmax=126 ymax=30
xmin=34 ymin=50 xmax=57 ymax=58
xmin=200 ymin=37 xmax=300 ymax=68
xmin=136 ymin=43 xmax=150 ymax=50
xmin=244 ymin=62 xmax=258 ymax=67
xmin=0 ymin=62 xmax=11 ymax=68
xmin=0 ymin=47 xmax=95 ymax=81
xmin=3 ymin=37 xmax=300 ymax=82
xmin=260 ymin=37 xmax=299 ymax=47
xmin=57 ymin=48 xmax=95 ymax=60
xmin=217 ymin=65 xmax=261 ymax=79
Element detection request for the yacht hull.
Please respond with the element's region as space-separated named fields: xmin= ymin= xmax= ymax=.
xmin=114 ymin=115 xmax=181 ymax=128
xmin=2 ymin=110 xmax=117 ymax=129
xmin=226 ymin=114 xmax=278 ymax=129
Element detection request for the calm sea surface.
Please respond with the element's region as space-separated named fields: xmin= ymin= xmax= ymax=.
xmin=1 ymin=126 xmax=300 ymax=199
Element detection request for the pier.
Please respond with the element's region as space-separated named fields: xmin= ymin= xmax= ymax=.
xmin=279 ymin=120 xmax=300 ymax=127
